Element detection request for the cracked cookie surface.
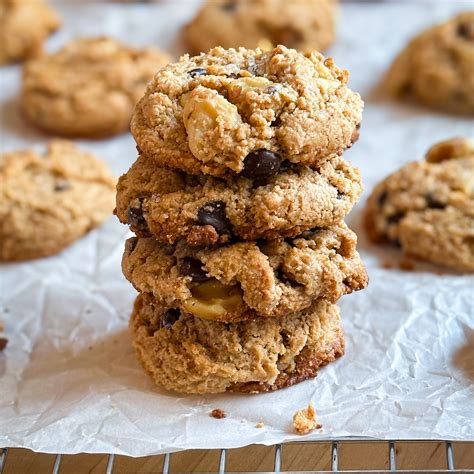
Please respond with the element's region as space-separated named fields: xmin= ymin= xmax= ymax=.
xmin=365 ymin=137 xmax=474 ymax=271
xmin=22 ymin=37 xmax=171 ymax=137
xmin=131 ymin=45 xmax=363 ymax=177
xmin=385 ymin=11 xmax=474 ymax=115
xmin=122 ymin=222 xmax=368 ymax=322
xmin=0 ymin=140 xmax=116 ymax=261
xmin=184 ymin=0 xmax=336 ymax=56
xmin=0 ymin=0 xmax=60 ymax=65
xmin=131 ymin=293 xmax=344 ymax=394
xmin=116 ymin=153 xmax=362 ymax=245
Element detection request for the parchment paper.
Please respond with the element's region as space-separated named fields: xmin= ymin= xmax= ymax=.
xmin=0 ymin=0 xmax=473 ymax=456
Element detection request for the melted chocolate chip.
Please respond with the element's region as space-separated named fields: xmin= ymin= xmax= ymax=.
xmin=180 ymin=257 xmax=210 ymax=282
xmin=54 ymin=180 xmax=71 ymax=192
xmin=161 ymin=308 xmax=180 ymax=329
xmin=127 ymin=199 xmax=148 ymax=232
xmin=241 ymin=149 xmax=283 ymax=185
xmin=188 ymin=68 xmax=208 ymax=78
xmin=197 ymin=201 xmax=233 ymax=235
xmin=377 ymin=190 xmax=388 ymax=206
xmin=426 ymin=193 xmax=446 ymax=209
xmin=387 ymin=212 xmax=404 ymax=224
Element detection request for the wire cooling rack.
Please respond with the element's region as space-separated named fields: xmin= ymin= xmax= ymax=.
xmin=1 ymin=440 xmax=471 ymax=473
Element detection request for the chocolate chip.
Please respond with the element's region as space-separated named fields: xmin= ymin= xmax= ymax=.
xmin=188 ymin=68 xmax=207 ymax=78
xmin=161 ymin=308 xmax=180 ymax=329
xmin=426 ymin=193 xmax=446 ymax=209
xmin=377 ymin=190 xmax=388 ymax=206
xmin=241 ymin=149 xmax=283 ymax=184
xmin=387 ymin=212 xmax=404 ymax=224
xmin=127 ymin=199 xmax=148 ymax=232
xmin=54 ymin=180 xmax=71 ymax=192
xmin=180 ymin=257 xmax=210 ymax=282
xmin=336 ymin=190 xmax=345 ymax=200
xmin=0 ymin=338 xmax=8 ymax=352
xmin=197 ymin=201 xmax=233 ymax=235
xmin=457 ymin=21 xmax=474 ymax=40
xmin=271 ymin=115 xmax=282 ymax=127
xmin=221 ymin=1 xmax=236 ymax=12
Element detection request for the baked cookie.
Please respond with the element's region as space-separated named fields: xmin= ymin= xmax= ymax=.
xmin=365 ymin=137 xmax=474 ymax=272
xmin=122 ymin=223 xmax=368 ymax=322
xmin=22 ymin=37 xmax=171 ymax=138
xmin=131 ymin=293 xmax=344 ymax=394
xmin=116 ymin=153 xmax=362 ymax=245
xmin=0 ymin=0 xmax=60 ymax=65
xmin=0 ymin=140 xmax=116 ymax=261
xmin=184 ymin=0 xmax=337 ymax=56
xmin=385 ymin=11 xmax=474 ymax=115
xmin=131 ymin=45 xmax=363 ymax=176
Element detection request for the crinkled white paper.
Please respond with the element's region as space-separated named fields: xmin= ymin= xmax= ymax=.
xmin=0 ymin=0 xmax=473 ymax=456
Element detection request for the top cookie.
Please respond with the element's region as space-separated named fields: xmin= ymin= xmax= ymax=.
xmin=131 ymin=45 xmax=363 ymax=177
xmin=365 ymin=138 xmax=474 ymax=272
xmin=22 ymin=37 xmax=171 ymax=138
xmin=385 ymin=11 xmax=474 ymax=115
xmin=184 ymin=0 xmax=336 ymax=56
xmin=0 ymin=0 xmax=60 ymax=65
xmin=0 ymin=140 xmax=116 ymax=261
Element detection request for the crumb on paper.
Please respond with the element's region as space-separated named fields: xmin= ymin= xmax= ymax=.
xmin=382 ymin=261 xmax=394 ymax=269
xmin=210 ymin=408 xmax=226 ymax=419
xmin=399 ymin=259 xmax=415 ymax=271
xmin=256 ymin=422 xmax=265 ymax=428
xmin=293 ymin=403 xmax=322 ymax=435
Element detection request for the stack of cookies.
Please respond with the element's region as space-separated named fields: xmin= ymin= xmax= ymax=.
xmin=116 ymin=45 xmax=368 ymax=394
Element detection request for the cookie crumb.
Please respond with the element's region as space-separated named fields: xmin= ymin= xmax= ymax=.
xmin=0 ymin=337 xmax=8 ymax=352
xmin=382 ymin=261 xmax=394 ymax=269
xmin=293 ymin=403 xmax=322 ymax=435
xmin=256 ymin=422 xmax=265 ymax=428
xmin=399 ymin=259 xmax=415 ymax=271
xmin=211 ymin=408 xmax=226 ymax=419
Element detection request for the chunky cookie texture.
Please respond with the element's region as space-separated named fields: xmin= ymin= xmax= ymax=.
xmin=365 ymin=138 xmax=474 ymax=272
xmin=0 ymin=140 xmax=116 ymax=261
xmin=115 ymin=154 xmax=362 ymax=244
xmin=22 ymin=37 xmax=171 ymax=138
xmin=122 ymin=223 xmax=368 ymax=322
xmin=0 ymin=0 xmax=60 ymax=64
xmin=131 ymin=45 xmax=363 ymax=176
xmin=131 ymin=294 xmax=344 ymax=394
xmin=385 ymin=11 xmax=474 ymax=115
xmin=184 ymin=0 xmax=336 ymax=56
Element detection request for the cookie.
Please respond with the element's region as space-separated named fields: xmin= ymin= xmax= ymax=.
xmin=385 ymin=11 xmax=474 ymax=115
xmin=131 ymin=293 xmax=344 ymax=394
xmin=116 ymin=153 xmax=362 ymax=245
xmin=184 ymin=0 xmax=337 ymax=56
xmin=0 ymin=140 xmax=116 ymax=261
xmin=122 ymin=222 xmax=368 ymax=322
xmin=365 ymin=137 xmax=474 ymax=272
xmin=131 ymin=45 xmax=363 ymax=177
xmin=22 ymin=37 xmax=171 ymax=138
xmin=0 ymin=0 xmax=60 ymax=65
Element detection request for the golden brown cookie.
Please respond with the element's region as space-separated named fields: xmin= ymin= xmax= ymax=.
xmin=131 ymin=45 xmax=363 ymax=176
xmin=22 ymin=37 xmax=171 ymax=137
xmin=122 ymin=222 xmax=368 ymax=322
xmin=385 ymin=11 xmax=474 ymax=115
xmin=365 ymin=137 xmax=474 ymax=271
xmin=115 ymin=153 xmax=362 ymax=245
xmin=0 ymin=140 xmax=116 ymax=261
xmin=0 ymin=0 xmax=60 ymax=65
xmin=131 ymin=293 xmax=344 ymax=394
xmin=184 ymin=0 xmax=337 ymax=56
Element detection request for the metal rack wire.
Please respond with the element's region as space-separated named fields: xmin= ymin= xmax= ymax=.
xmin=1 ymin=440 xmax=468 ymax=473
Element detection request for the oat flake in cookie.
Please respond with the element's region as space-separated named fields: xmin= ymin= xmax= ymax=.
xmin=131 ymin=45 xmax=363 ymax=176
xmin=0 ymin=140 xmax=116 ymax=261
xmin=115 ymin=153 xmax=362 ymax=245
xmin=385 ymin=11 xmax=474 ymax=115
xmin=365 ymin=137 xmax=474 ymax=272
xmin=130 ymin=294 xmax=344 ymax=394
xmin=22 ymin=37 xmax=171 ymax=138
xmin=183 ymin=0 xmax=337 ymax=56
xmin=121 ymin=223 xmax=368 ymax=323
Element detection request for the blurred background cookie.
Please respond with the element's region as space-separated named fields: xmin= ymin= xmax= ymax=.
xmin=21 ymin=37 xmax=171 ymax=137
xmin=0 ymin=0 xmax=60 ymax=65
